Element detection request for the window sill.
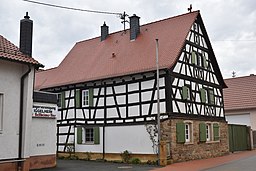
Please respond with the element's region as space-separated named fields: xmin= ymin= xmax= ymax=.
xmin=206 ymin=140 xmax=220 ymax=144
xmin=184 ymin=142 xmax=194 ymax=145
xmin=79 ymin=142 xmax=96 ymax=145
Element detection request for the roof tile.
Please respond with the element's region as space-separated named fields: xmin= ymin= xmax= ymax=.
xmin=35 ymin=11 xmax=199 ymax=90
xmin=224 ymin=75 xmax=256 ymax=111
xmin=0 ymin=35 xmax=43 ymax=67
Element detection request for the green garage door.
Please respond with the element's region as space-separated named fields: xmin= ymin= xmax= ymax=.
xmin=229 ymin=124 xmax=249 ymax=152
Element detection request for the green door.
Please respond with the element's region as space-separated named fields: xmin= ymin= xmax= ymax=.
xmin=229 ymin=124 xmax=249 ymax=152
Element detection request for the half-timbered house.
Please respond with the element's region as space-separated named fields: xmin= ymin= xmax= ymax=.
xmin=35 ymin=11 xmax=229 ymax=163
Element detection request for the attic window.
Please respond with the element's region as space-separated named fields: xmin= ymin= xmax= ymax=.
xmin=191 ymin=51 xmax=207 ymax=68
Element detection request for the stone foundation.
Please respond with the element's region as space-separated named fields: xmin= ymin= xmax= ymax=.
xmin=58 ymin=152 xmax=157 ymax=163
xmin=161 ymin=117 xmax=229 ymax=163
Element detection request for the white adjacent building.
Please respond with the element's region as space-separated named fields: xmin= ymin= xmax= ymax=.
xmin=224 ymin=74 xmax=256 ymax=148
xmin=0 ymin=13 xmax=57 ymax=171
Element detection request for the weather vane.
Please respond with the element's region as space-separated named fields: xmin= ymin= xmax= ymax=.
xmin=188 ymin=4 xmax=192 ymax=13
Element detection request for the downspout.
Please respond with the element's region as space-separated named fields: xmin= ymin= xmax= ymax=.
xmin=18 ymin=65 xmax=31 ymax=170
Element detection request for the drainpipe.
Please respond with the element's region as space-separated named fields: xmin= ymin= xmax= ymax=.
xmin=18 ymin=65 xmax=31 ymax=170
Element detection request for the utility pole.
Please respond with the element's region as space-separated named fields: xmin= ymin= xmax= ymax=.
xmin=155 ymin=39 xmax=161 ymax=165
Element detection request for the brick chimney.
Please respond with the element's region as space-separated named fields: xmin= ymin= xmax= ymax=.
xmin=129 ymin=14 xmax=140 ymax=40
xmin=19 ymin=12 xmax=33 ymax=57
xmin=101 ymin=22 xmax=109 ymax=41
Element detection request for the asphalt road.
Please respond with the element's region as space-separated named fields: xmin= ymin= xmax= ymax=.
xmin=37 ymin=159 xmax=159 ymax=171
xmin=204 ymin=155 xmax=256 ymax=171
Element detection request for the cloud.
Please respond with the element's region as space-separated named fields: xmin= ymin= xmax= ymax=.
xmin=1 ymin=0 xmax=256 ymax=78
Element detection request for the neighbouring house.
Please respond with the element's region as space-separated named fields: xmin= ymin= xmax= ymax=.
xmin=224 ymin=74 xmax=256 ymax=148
xmin=35 ymin=11 xmax=229 ymax=163
xmin=0 ymin=13 xmax=57 ymax=171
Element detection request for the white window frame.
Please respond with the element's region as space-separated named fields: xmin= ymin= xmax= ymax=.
xmin=184 ymin=121 xmax=193 ymax=143
xmin=206 ymin=123 xmax=211 ymax=142
xmin=185 ymin=124 xmax=190 ymax=142
xmin=0 ymin=93 xmax=3 ymax=132
xmin=82 ymin=90 xmax=89 ymax=107
xmin=82 ymin=127 xmax=94 ymax=144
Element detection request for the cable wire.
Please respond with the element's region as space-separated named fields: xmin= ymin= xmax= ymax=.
xmin=23 ymin=0 xmax=122 ymax=16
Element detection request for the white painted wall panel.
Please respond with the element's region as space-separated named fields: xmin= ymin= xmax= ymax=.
xmin=105 ymin=125 xmax=154 ymax=154
xmin=0 ymin=61 xmax=22 ymax=159
xmin=226 ymin=114 xmax=251 ymax=126
xmin=128 ymin=106 xmax=139 ymax=117
xmin=30 ymin=117 xmax=56 ymax=156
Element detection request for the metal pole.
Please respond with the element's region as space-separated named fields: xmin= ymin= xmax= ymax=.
xmin=155 ymin=39 xmax=161 ymax=165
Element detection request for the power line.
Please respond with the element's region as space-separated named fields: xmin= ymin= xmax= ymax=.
xmin=212 ymin=39 xmax=256 ymax=42
xmin=23 ymin=0 xmax=122 ymax=16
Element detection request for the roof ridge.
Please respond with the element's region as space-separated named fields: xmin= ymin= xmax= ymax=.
xmin=225 ymin=74 xmax=256 ymax=80
xmin=141 ymin=10 xmax=199 ymax=28
xmin=76 ymin=11 xmax=200 ymax=44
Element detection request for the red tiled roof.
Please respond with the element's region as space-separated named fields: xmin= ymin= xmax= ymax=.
xmin=224 ymin=75 xmax=256 ymax=111
xmin=0 ymin=35 xmax=43 ymax=67
xmin=35 ymin=11 xmax=200 ymax=90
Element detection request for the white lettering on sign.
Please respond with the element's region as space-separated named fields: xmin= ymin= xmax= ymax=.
xmin=32 ymin=105 xmax=57 ymax=118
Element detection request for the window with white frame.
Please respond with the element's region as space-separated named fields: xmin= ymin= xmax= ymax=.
xmin=206 ymin=123 xmax=211 ymax=142
xmin=0 ymin=94 xmax=3 ymax=131
xmin=185 ymin=122 xmax=192 ymax=143
xmin=82 ymin=90 xmax=89 ymax=107
xmin=176 ymin=121 xmax=193 ymax=143
xmin=83 ymin=127 xmax=94 ymax=143
xmin=77 ymin=127 xmax=100 ymax=145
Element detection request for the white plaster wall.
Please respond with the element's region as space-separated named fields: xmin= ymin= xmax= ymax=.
xmin=30 ymin=116 xmax=56 ymax=156
xmin=75 ymin=125 xmax=154 ymax=154
xmin=0 ymin=61 xmax=23 ymax=159
xmin=22 ymin=66 xmax=35 ymax=158
xmin=226 ymin=109 xmax=256 ymax=130
xmin=105 ymin=125 xmax=154 ymax=154
xmin=226 ymin=113 xmax=251 ymax=126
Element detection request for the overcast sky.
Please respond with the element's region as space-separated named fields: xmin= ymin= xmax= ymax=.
xmin=1 ymin=0 xmax=256 ymax=78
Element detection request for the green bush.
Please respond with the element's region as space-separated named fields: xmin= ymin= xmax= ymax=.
xmin=146 ymin=160 xmax=158 ymax=165
xmin=130 ymin=158 xmax=141 ymax=164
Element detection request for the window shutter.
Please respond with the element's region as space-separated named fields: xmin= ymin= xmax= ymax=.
xmin=94 ymin=127 xmax=100 ymax=144
xmin=191 ymin=51 xmax=196 ymax=65
xmin=199 ymin=123 xmax=206 ymax=142
xmin=209 ymin=90 xmax=215 ymax=104
xmin=61 ymin=92 xmax=65 ymax=108
xmin=213 ymin=123 xmax=220 ymax=141
xmin=182 ymin=86 xmax=188 ymax=100
xmin=89 ymin=88 xmax=94 ymax=107
xmin=75 ymin=89 xmax=81 ymax=108
xmin=176 ymin=122 xmax=185 ymax=143
xmin=77 ymin=127 xmax=82 ymax=144
xmin=200 ymin=88 xmax=206 ymax=103
xmin=202 ymin=55 xmax=207 ymax=68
